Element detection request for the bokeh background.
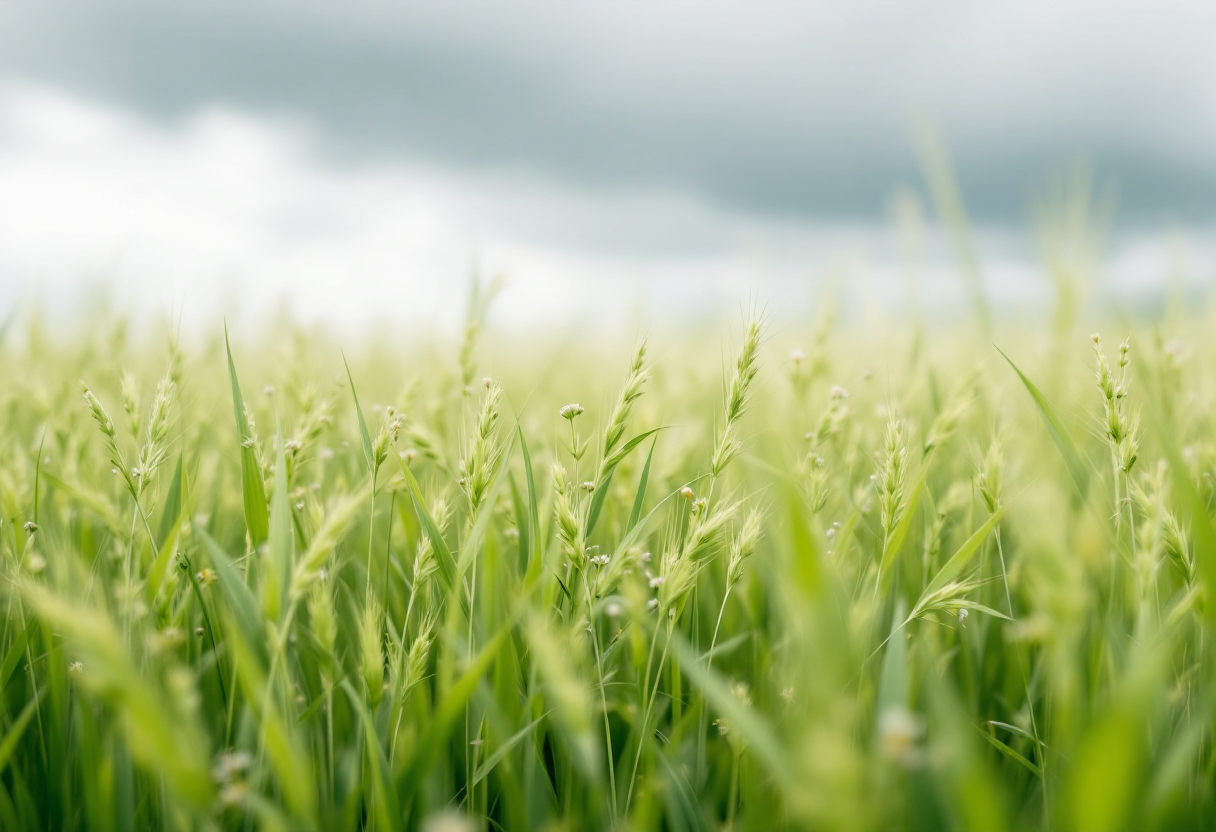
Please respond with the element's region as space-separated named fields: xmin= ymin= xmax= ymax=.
xmin=0 ymin=2 xmax=1213 ymax=334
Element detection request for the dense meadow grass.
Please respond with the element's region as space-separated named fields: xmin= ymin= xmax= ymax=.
xmin=0 ymin=286 xmax=1213 ymax=831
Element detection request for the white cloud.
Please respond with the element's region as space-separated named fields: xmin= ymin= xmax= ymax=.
xmin=0 ymin=84 xmax=1210 ymax=339
xmin=3 ymin=3 xmax=1215 ymax=222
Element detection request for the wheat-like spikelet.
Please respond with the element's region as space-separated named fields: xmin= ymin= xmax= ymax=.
xmin=603 ymin=338 xmax=649 ymax=459
xmin=710 ymin=317 xmax=763 ymax=478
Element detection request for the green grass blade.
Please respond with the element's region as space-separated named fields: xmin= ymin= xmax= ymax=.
xmin=156 ymin=454 xmax=184 ymax=549
xmin=981 ymin=730 xmax=1042 ymax=778
xmin=225 ymin=325 xmax=269 ymax=544
xmin=0 ymin=620 xmax=30 ymax=693
xmin=784 ymin=481 xmax=823 ymax=597
xmin=343 ymin=354 xmax=375 ymax=475
xmin=668 ymin=629 xmax=795 ymax=793
xmin=923 ymin=507 xmax=1005 ymax=598
xmin=586 ymin=427 xmax=664 ymax=537
xmin=997 ymin=347 xmax=1090 ymax=499
xmin=264 ymin=428 xmax=292 ymax=623
xmin=224 ymin=611 xmax=314 ymax=822
xmin=197 ymin=527 xmax=266 ymax=662
xmin=340 ymin=680 xmax=401 ymax=829
xmin=396 ymin=625 xmax=511 ymax=803
xmin=509 ymin=472 xmax=531 ymax=571
xmin=146 ymin=457 xmax=190 ymax=603
xmin=876 ymin=599 xmax=908 ymax=714
xmin=626 ymin=436 xmax=657 ymax=533
xmin=395 ymin=455 xmax=456 ymax=589
xmin=956 ymin=600 xmax=1013 ymax=621
xmin=0 ymin=689 xmax=46 ymax=774
xmin=584 ymin=469 xmax=616 ymax=538
xmin=602 ymin=426 xmax=664 ymax=473
xmin=518 ymin=427 xmax=543 ymax=586
xmin=472 ymin=714 xmax=547 ymax=787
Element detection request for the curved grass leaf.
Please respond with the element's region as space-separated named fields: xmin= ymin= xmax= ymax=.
xmin=586 ymin=427 xmax=664 ymax=537
xmin=0 ymin=688 xmax=43 ymax=774
xmin=263 ymin=429 xmax=292 ymax=623
xmin=518 ymin=427 xmax=543 ymax=587
xmin=395 ymin=457 xmax=456 ymax=590
xmin=0 ymin=620 xmax=30 ymax=693
xmin=877 ymin=599 xmax=908 ymax=714
xmin=147 ymin=457 xmax=193 ymax=604
xmin=343 ymin=355 xmax=375 ymax=476
xmin=997 ymin=347 xmax=1089 ymax=499
xmin=981 ymin=729 xmax=1042 ymax=778
xmin=224 ymin=610 xmax=315 ymax=824
xmin=156 ymin=454 xmax=185 ymax=549
xmin=225 ymin=325 xmax=269 ymax=544
xmin=923 ymin=507 xmax=1005 ymax=598
xmin=198 ymin=527 xmax=265 ymax=662
xmin=667 ymin=629 xmax=795 ymax=793
xmin=341 ymin=680 xmax=401 ymax=829
xmin=396 ymin=625 xmax=511 ymax=803
xmin=627 ymin=436 xmax=658 ymax=533
xmin=472 ymin=713 xmax=548 ymax=788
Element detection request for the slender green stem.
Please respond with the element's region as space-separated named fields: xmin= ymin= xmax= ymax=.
xmin=995 ymin=524 xmax=1046 ymax=812
xmin=365 ymin=471 xmax=377 ymax=599
xmin=697 ymin=584 xmax=733 ymax=783
xmin=585 ymin=581 xmax=618 ymax=820
xmin=624 ymin=617 xmax=673 ymax=815
xmin=623 ymin=618 xmax=661 ymax=815
xmin=727 ymin=749 xmax=740 ymax=828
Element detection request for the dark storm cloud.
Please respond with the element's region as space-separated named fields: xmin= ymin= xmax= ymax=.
xmin=2 ymin=2 xmax=1214 ymax=225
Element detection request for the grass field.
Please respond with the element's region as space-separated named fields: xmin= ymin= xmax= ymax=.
xmin=0 ymin=283 xmax=1213 ymax=831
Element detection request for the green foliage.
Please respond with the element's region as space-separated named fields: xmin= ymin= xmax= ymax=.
xmin=2 ymin=303 xmax=1215 ymax=832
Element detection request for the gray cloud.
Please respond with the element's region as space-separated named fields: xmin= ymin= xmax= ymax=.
xmin=2 ymin=2 xmax=1214 ymax=226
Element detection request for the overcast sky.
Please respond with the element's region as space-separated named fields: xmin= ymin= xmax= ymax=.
xmin=0 ymin=2 xmax=1213 ymax=330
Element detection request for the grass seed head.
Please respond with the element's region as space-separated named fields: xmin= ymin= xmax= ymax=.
xmin=727 ymin=507 xmax=763 ymax=587
xmin=876 ymin=411 xmax=909 ymax=545
xmin=360 ymin=598 xmax=385 ymax=709
xmin=603 ymin=337 xmax=649 ymax=458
